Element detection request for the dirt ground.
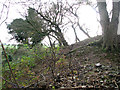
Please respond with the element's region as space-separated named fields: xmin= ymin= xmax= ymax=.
xmin=31 ymin=35 xmax=120 ymax=89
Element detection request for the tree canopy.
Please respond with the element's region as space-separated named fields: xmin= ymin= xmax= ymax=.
xmin=7 ymin=8 xmax=48 ymax=46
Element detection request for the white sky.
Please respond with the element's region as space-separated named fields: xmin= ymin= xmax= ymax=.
xmin=1 ymin=0 xmax=118 ymax=45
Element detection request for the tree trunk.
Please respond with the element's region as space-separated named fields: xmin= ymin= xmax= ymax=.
xmin=60 ymin=33 xmax=69 ymax=46
xmin=97 ymin=1 xmax=120 ymax=51
xmin=77 ymin=22 xmax=91 ymax=38
xmin=110 ymin=2 xmax=120 ymax=49
xmin=37 ymin=11 xmax=68 ymax=46
xmin=55 ymin=25 xmax=68 ymax=46
xmin=72 ymin=25 xmax=80 ymax=43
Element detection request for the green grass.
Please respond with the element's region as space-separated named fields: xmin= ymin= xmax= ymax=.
xmin=1 ymin=43 xmax=63 ymax=88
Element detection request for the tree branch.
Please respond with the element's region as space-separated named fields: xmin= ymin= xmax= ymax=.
xmin=0 ymin=40 xmax=20 ymax=88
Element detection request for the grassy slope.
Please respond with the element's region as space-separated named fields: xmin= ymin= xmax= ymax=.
xmin=1 ymin=36 xmax=120 ymax=89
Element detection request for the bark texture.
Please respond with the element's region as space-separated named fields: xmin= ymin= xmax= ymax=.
xmin=97 ymin=1 xmax=120 ymax=50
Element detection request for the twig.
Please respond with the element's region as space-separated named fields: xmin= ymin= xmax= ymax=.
xmin=0 ymin=76 xmax=17 ymax=87
xmin=113 ymin=80 xmax=119 ymax=88
xmin=0 ymin=0 xmax=8 ymax=20
xmin=0 ymin=40 xmax=20 ymax=88
xmin=0 ymin=0 xmax=11 ymax=26
xmin=24 ymin=74 xmax=46 ymax=88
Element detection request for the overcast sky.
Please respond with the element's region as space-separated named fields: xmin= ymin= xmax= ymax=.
xmin=0 ymin=0 xmax=118 ymax=45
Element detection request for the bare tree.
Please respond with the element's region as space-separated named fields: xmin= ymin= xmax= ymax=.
xmin=35 ymin=1 xmax=69 ymax=46
xmin=64 ymin=1 xmax=91 ymax=39
xmin=7 ymin=0 xmax=93 ymax=46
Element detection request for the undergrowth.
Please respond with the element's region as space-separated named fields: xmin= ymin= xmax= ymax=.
xmin=1 ymin=44 xmax=67 ymax=88
xmin=1 ymin=43 xmax=120 ymax=89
